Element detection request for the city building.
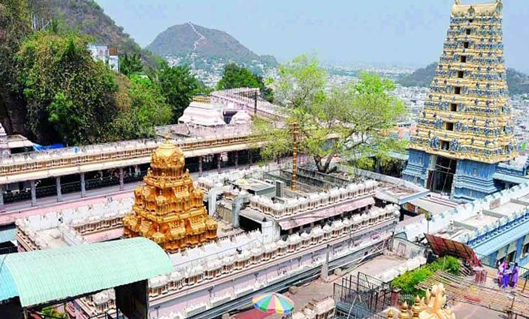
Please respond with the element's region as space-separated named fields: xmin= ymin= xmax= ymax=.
xmin=87 ymin=44 xmax=119 ymax=72
xmin=403 ymin=0 xmax=522 ymax=201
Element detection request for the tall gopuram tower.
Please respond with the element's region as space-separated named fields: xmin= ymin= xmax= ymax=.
xmin=403 ymin=0 xmax=516 ymax=201
xmin=123 ymin=139 xmax=218 ymax=252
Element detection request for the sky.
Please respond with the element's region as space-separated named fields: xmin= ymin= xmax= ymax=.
xmin=95 ymin=0 xmax=529 ymax=72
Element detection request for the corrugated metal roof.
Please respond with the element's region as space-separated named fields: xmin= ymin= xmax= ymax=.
xmin=0 ymin=237 xmax=172 ymax=307
xmin=0 ymin=256 xmax=17 ymax=301
xmin=472 ymin=219 xmax=529 ymax=257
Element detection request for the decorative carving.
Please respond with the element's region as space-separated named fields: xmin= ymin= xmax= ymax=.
xmin=123 ymin=139 xmax=218 ymax=252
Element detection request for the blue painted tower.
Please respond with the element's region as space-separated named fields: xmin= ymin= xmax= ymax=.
xmin=403 ymin=0 xmax=516 ymax=201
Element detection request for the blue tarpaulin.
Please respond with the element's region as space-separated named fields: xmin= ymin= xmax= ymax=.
xmin=33 ymin=143 xmax=65 ymax=151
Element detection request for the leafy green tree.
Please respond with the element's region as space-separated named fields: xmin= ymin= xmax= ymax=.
xmin=156 ymin=62 xmax=203 ymax=122
xmin=0 ymin=0 xmax=32 ymax=135
xmin=17 ymin=31 xmax=119 ymax=144
xmin=256 ymin=54 xmax=406 ymax=173
xmin=217 ymin=63 xmax=273 ymax=102
xmin=110 ymin=74 xmax=172 ymax=139
xmin=119 ymin=53 xmax=143 ymax=77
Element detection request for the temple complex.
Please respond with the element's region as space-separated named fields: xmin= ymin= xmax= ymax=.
xmin=123 ymin=139 xmax=218 ymax=252
xmin=403 ymin=0 xmax=518 ymax=200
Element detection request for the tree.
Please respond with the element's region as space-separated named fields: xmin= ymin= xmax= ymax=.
xmin=156 ymin=62 xmax=203 ymax=123
xmin=109 ymin=74 xmax=172 ymax=140
xmin=119 ymin=53 xmax=143 ymax=77
xmin=217 ymin=63 xmax=273 ymax=102
xmin=256 ymin=54 xmax=406 ymax=173
xmin=17 ymin=31 xmax=120 ymax=144
xmin=0 ymin=0 xmax=32 ymax=135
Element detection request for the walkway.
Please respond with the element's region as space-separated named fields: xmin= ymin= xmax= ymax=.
xmin=418 ymin=271 xmax=529 ymax=318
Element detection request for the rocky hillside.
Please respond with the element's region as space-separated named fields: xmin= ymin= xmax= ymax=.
xmin=399 ymin=62 xmax=529 ymax=95
xmin=31 ymin=0 xmax=158 ymax=68
xmin=147 ymin=23 xmax=277 ymax=68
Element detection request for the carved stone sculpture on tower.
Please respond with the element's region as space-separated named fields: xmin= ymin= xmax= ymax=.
xmin=123 ymin=139 xmax=218 ymax=252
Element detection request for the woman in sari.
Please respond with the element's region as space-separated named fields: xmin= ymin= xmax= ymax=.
xmin=510 ymin=263 xmax=520 ymax=288
xmin=497 ymin=260 xmax=505 ymax=287
xmin=502 ymin=264 xmax=512 ymax=288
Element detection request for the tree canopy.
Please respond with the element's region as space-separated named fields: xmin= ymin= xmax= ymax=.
xmin=17 ymin=31 xmax=120 ymax=144
xmin=119 ymin=53 xmax=143 ymax=77
xmin=255 ymin=54 xmax=406 ymax=173
xmin=156 ymin=61 xmax=206 ymax=123
xmin=15 ymin=28 xmax=176 ymax=145
xmin=217 ymin=63 xmax=273 ymax=102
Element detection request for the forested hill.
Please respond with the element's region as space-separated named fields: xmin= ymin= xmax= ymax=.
xmin=147 ymin=23 xmax=277 ymax=67
xmin=30 ymin=0 xmax=158 ymax=68
xmin=399 ymin=62 xmax=529 ymax=95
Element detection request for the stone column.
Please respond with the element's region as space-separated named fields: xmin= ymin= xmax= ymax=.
xmin=198 ymin=156 xmax=203 ymax=177
xmin=56 ymin=177 xmax=62 ymax=202
xmin=0 ymin=184 xmax=4 ymax=207
xmin=30 ymin=180 xmax=37 ymax=207
xmin=217 ymin=154 xmax=221 ymax=173
xmin=119 ymin=167 xmax=124 ymax=191
xmin=80 ymin=173 xmax=86 ymax=198
xmin=235 ymin=151 xmax=239 ymax=168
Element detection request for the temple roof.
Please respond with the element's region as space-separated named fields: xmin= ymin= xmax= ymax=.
xmin=452 ymin=1 xmax=502 ymax=16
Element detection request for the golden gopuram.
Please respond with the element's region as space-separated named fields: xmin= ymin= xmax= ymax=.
xmin=388 ymin=284 xmax=456 ymax=319
xmin=123 ymin=139 xmax=218 ymax=252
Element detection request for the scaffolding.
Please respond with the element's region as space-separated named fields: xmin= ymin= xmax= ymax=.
xmin=333 ymin=272 xmax=393 ymax=319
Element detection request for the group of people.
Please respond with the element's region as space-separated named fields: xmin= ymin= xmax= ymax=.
xmin=497 ymin=260 xmax=520 ymax=288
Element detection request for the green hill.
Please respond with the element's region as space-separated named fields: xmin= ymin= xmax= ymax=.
xmin=399 ymin=62 xmax=529 ymax=96
xmin=147 ymin=23 xmax=277 ymax=68
xmin=31 ymin=0 xmax=158 ymax=68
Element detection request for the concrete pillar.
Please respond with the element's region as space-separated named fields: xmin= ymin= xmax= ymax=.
xmin=217 ymin=154 xmax=221 ymax=173
xmin=235 ymin=151 xmax=239 ymax=168
xmin=119 ymin=167 xmax=124 ymax=191
xmin=0 ymin=184 xmax=4 ymax=207
xmin=30 ymin=180 xmax=37 ymax=207
xmin=56 ymin=177 xmax=62 ymax=202
xmin=198 ymin=156 xmax=203 ymax=177
xmin=80 ymin=173 xmax=86 ymax=198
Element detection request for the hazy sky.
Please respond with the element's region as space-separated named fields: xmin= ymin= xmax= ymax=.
xmin=95 ymin=0 xmax=529 ymax=71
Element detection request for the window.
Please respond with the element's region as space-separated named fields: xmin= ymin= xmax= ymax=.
xmin=523 ymin=243 xmax=529 ymax=255
xmin=463 ymin=42 xmax=470 ymax=49
xmin=457 ymin=71 xmax=464 ymax=79
xmin=445 ymin=122 xmax=454 ymax=131
xmin=469 ymin=19 xmax=474 ymax=23
xmin=465 ymin=28 xmax=471 ymax=35
xmin=441 ymin=141 xmax=449 ymax=150
xmin=460 ymin=55 xmax=467 ymax=63
xmin=450 ymin=103 xmax=458 ymax=112
xmin=454 ymin=87 xmax=461 ymax=95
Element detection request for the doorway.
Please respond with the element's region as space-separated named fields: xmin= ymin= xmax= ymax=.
xmin=427 ymin=156 xmax=457 ymax=195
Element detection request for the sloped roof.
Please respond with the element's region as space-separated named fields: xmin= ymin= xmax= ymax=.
xmin=0 ymin=238 xmax=172 ymax=307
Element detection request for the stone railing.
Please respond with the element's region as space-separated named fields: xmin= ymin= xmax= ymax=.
xmin=15 ymin=196 xmax=133 ymax=250
xmin=146 ymin=206 xmax=399 ymax=299
xmin=248 ymin=180 xmax=379 ymax=219
xmin=0 ymin=133 xmax=265 ymax=177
